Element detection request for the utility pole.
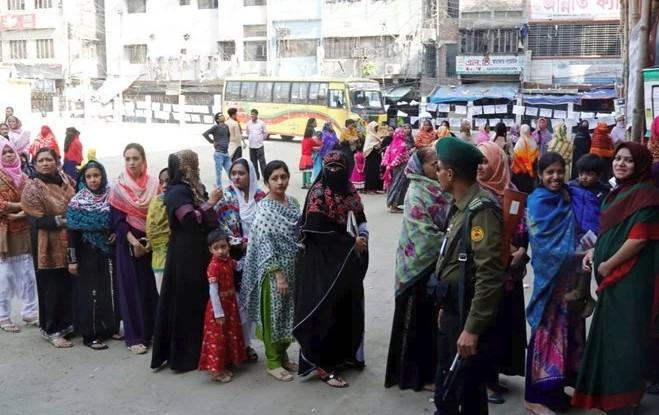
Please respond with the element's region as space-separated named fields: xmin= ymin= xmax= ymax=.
xmin=631 ymin=0 xmax=650 ymax=141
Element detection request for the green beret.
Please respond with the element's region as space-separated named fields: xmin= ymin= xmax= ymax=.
xmin=435 ymin=137 xmax=484 ymax=171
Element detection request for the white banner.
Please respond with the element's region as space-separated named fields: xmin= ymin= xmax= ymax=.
xmin=529 ymin=0 xmax=620 ymax=21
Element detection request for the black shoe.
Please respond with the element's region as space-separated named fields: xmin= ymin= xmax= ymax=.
xmin=487 ymin=393 xmax=505 ymax=404
xmin=246 ymin=347 xmax=258 ymax=363
xmin=647 ymin=382 xmax=659 ymax=395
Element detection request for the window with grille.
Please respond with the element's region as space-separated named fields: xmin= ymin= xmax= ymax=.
xmin=244 ymin=41 xmax=267 ymax=61
xmin=493 ymin=10 xmax=522 ymax=19
xmin=126 ymin=0 xmax=146 ymax=13
xmin=124 ymin=44 xmax=147 ymax=64
xmin=423 ymin=44 xmax=436 ymax=78
xmin=528 ymin=23 xmax=621 ymax=57
xmin=244 ymin=25 xmax=267 ymax=38
xmin=423 ymin=0 xmax=435 ymax=19
xmin=10 ymin=40 xmax=27 ymax=59
xmin=217 ymin=41 xmax=235 ymax=61
xmin=447 ymin=0 xmax=459 ymax=18
xmin=278 ymin=39 xmax=318 ymax=58
xmin=36 ymin=39 xmax=54 ymax=59
xmin=198 ymin=0 xmax=218 ymax=8
xmin=244 ymin=0 xmax=266 ymax=5
xmin=34 ymin=0 xmax=52 ymax=8
xmin=180 ymin=0 xmax=191 ymax=5
xmin=445 ymin=44 xmax=457 ymax=77
xmin=324 ymin=36 xmax=397 ymax=59
xmin=459 ymin=29 xmax=519 ymax=54
xmin=460 ymin=11 xmax=491 ymax=19
xmin=7 ymin=0 xmax=25 ymax=10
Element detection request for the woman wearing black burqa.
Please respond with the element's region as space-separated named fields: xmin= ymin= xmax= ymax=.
xmin=293 ymin=151 xmax=369 ymax=388
xmin=571 ymin=120 xmax=592 ymax=180
xmin=150 ymin=150 xmax=221 ymax=372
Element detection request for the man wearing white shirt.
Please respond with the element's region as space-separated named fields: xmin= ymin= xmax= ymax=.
xmin=245 ymin=109 xmax=268 ymax=180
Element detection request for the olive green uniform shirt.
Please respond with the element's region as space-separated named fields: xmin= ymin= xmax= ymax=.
xmin=436 ymin=184 xmax=504 ymax=335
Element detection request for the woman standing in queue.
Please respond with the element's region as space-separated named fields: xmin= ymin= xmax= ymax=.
xmin=0 ymin=139 xmax=38 ymax=333
xmin=145 ymin=168 xmax=171 ymax=292
xmin=573 ymin=143 xmax=659 ymax=414
xmin=66 ymin=161 xmax=119 ymax=350
xmin=109 ymin=143 xmax=159 ymax=355
xmin=240 ymin=161 xmax=301 ymax=382
xmin=63 ymin=127 xmax=83 ymax=181
xmin=524 ymin=152 xmax=585 ymax=415
xmin=477 ymin=142 xmax=529 ymax=404
xmin=363 ymin=121 xmax=384 ymax=193
xmin=385 ymin=147 xmax=450 ymax=392
xmin=382 ymin=127 xmax=411 ymax=213
xmin=294 ymin=151 xmax=370 ymax=388
xmin=215 ymin=158 xmax=266 ymax=363
xmin=21 ymin=148 xmax=76 ymax=348
xmin=151 ymin=150 xmax=222 ymax=372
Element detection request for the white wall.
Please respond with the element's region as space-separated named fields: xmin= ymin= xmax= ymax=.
xmin=529 ymin=57 xmax=622 ymax=85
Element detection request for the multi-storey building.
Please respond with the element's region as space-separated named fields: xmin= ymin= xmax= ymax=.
xmin=0 ymin=0 xmax=106 ymax=113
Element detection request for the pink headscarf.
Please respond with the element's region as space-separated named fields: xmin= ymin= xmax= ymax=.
xmin=0 ymin=138 xmax=24 ymax=189
xmin=477 ymin=141 xmax=510 ymax=198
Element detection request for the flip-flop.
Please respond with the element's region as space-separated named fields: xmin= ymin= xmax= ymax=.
xmin=85 ymin=340 xmax=109 ymax=351
xmin=319 ymin=372 xmax=349 ymax=388
xmin=267 ymin=367 xmax=294 ymax=382
xmin=50 ymin=337 xmax=73 ymax=348
xmin=22 ymin=317 xmax=39 ymax=327
xmin=210 ymin=371 xmax=233 ymax=383
xmin=0 ymin=321 xmax=21 ymax=333
xmin=282 ymin=361 xmax=298 ymax=372
xmin=127 ymin=344 xmax=147 ymax=354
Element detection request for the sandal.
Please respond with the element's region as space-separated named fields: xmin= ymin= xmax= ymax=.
xmin=318 ymin=370 xmax=349 ymax=388
xmin=246 ymin=347 xmax=258 ymax=363
xmin=0 ymin=320 xmax=21 ymax=333
xmin=266 ymin=367 xmax=294 ymax=382
xmin=22 ymin=316 xmax=39 ymax=327
xmin=128 ymin=344 xmax=147 ymax=354
xmin=111 ymin=333 xmax=124 ymax=341
xmin=388 ymin=206 xmax=403 ymax=214
xmin=282 ymin=360 xmax=298 ymax=372
xmin=85 ymin=340 xmax=109 ymax=351
xmin=50 ymin=336 xmax=73 ymax=348
xmin=210 ymin=370 xmax=233 ymax=383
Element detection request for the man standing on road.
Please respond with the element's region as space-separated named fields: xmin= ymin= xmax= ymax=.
xmin=245 ymin=108 xmax=267 ymax=180
xmin=203 ymin=112 xmax=231 ymax=186
xmin=433 ymin=137 xmax=504 ymax=415
xmin=226 ymin=108 xmax=245 ymax=162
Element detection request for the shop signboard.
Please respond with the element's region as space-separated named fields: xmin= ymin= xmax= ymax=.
xmin=456 ymin=55 xmax=525 ymax=75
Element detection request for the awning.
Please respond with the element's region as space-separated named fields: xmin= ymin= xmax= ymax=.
xmin=523 ymin=94 xmax=580 ymax=105
xmin=384 ymin=86 xmax=413 ymax=103
xmin=92 ymin=74 xmax=139 ymax=104
xmin=429 ymin=82 xmax=518 ymax=103
xmin=581 ymin=88 xmax=616 ymax=100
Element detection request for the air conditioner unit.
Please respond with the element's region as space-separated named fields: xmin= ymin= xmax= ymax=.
xmin=385 ymin=63 xmax=401 ymax=75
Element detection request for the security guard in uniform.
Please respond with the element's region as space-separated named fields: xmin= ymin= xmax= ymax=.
xmin=432 ymin=137 xmax=504 ymax=415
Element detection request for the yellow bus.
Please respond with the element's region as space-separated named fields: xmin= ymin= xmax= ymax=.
xmin=222 ymin=77 xmax=386 ymax=140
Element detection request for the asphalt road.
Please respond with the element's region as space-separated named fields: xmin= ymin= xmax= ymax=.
xmin=1 ymin=119 xmax=657 ymax=415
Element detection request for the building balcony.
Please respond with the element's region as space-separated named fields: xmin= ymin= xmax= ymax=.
xmin=0 ymin=9 xmax=59 ymax=31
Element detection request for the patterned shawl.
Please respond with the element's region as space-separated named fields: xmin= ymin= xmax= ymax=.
xmin=381 ymin=128 xmax=410 ymax=189
xmin=109 ymin=161 xmax=158 ymax=232
xmin=305 ymin=151 xmax=364 ymax=226
xmin=477 ymin=141 xmax=510 ymax=198
xmin=363 ymin=121 xmax=381 ymax=158
xmin=415 ymin=128 xmax=436 ymax=148
xmin=648 ymin=116 xmax=659 ymax=163
xmin=21 ymin=172 xmax=75 ymax=269
xmin=319 ymin=122 xmax=339 ymax=159
xmin=394 ymin=153 xmax=450 ymax=296
xmin=590 ymin=122 xmax=614 ymax=158
xmin=526 ymin=186 xmax=576 ymax=329
xmin=29 ymin=126 xmax=60 ymax=159
xmin=512 ymin=124 xmax=538 ymax=177
xmin=67 ymin=161 xmax=112 ymax=254
xmin=548 ymin=123 xmax=574 ymax=163
xmin=240 ymin=196 xmax=301 ymax=342
xmin=0 ymin=156 xmax=28 ymax=258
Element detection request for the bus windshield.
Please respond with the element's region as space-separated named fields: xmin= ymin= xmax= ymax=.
xmin=349 ymin=90 xmax=384 ymax=110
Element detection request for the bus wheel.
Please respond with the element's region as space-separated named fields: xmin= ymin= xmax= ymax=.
xmin=280 ymin=135 xmax=294 ymax=141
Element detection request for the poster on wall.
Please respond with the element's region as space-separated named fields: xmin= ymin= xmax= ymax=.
xmin=529 ymin=0 xmax=620 ymax=21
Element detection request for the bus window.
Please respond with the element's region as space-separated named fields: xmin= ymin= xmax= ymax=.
xmin=290 ymin=82 xmax=309 ymax=104
xmin=329 ymin=89 xmax=344 ymax=108
xmin=240 ymin=81 xmax=257 ymax=101
xmin=350 ymin=90 xmax=383 ymax=110
xmin=318 ymin=83 xmax=328 ymax=105
xmin=225 ymin=81 xmax=240 ymax=100
xmin=256 ymin=82 xmax=273 ymax=102
xmin=273 ymin=82 xmax=291 ymax=103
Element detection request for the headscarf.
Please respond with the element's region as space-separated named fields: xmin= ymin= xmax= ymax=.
xmin=394 ymin=151 xmax=450 ymax=296
xmin=509 ymin=124 xmax=520 ymax=144
xmin=340 ymin=123 xmax=359 ymax=143
xmin=648 ymin=116 xmax=659 ymax=163
xmin=414 ymin=123 xmax=435 ymax=148
xmin=230 ymin=158 xmax=259 ymax=235
xmin=548 ymin=122 xmax=573 ymax=164
xmin=168 ymin=149 xmax=206 ymax=206
xmin=436 ymin=125 xmax=450 ymax=139
xmin=304 ymin=151 xmax=364 ymax=226
xmin=610 ymin=117 xmax=626 ymax=144
xmin=512 ymin=124 xmax=539 ymax=177
xmin=66 ymin=161 xmax=112 ymax=254
xmin=6 ymin=116 xmax=29 ymax=155
xmin=319 ymin=122 xmax=338 ymax=159
xmin=477 ymin=126 xmax=490 ymax=144
xmin=381 ymin=128 xmax=408 ymax=167
xmin=363 ymin=121 xmax=382 ymax=158
xmin=0 ymin=138 xmax=25 ymax=189
xmin=108 ymin=152 xmax=158 ymax=232
xmin=590 ymin=122 xmax=614 ymax=158
xmin=29 ymin=125 xmax=60 ymax=159
xmin=477 ymin=142 xmax=510 ymax=198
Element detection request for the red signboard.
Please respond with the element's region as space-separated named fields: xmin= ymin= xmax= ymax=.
xmin=0 ymin=14 xmax=36 ymax=31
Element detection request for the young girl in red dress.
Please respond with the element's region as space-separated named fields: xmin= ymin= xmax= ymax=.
xmin=198 ymin=230 xmax=247 ymax=382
